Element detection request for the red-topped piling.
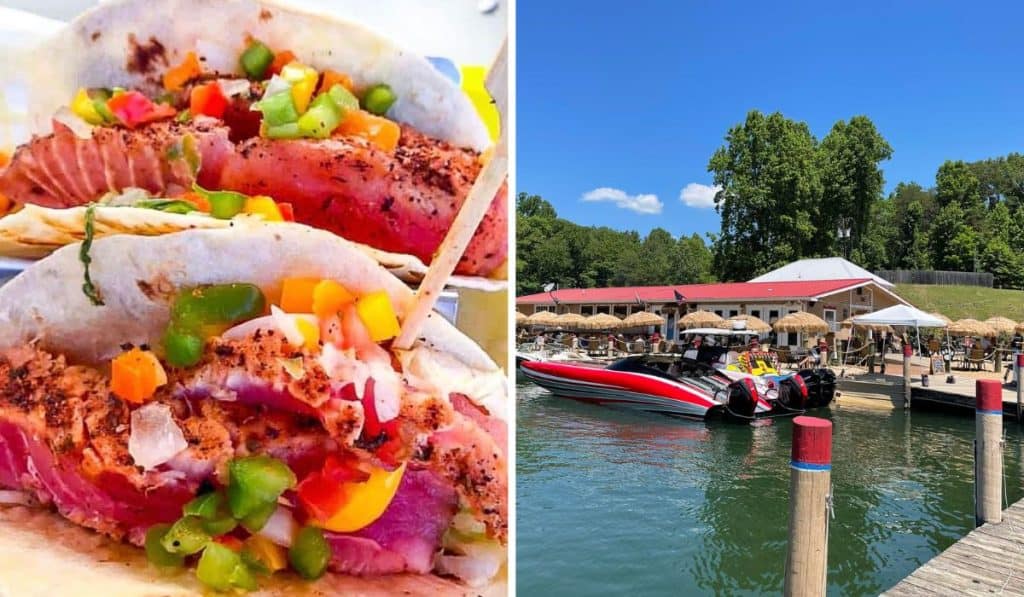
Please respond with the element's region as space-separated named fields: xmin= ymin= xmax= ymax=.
xmin=785 ymin=417 xmax=832 ymax=596
xmin=975 ymin=379 xmax=1003 ymax=526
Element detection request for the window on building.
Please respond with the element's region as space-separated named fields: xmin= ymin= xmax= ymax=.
xmin=581 ymin=305 xmax=594 ymax=316
xmin=596 ymin=305 xmax=610 ymax=314
xmin=728 ymin=309 xmax=739 ymax=317
xmin=714 ymin=310 xmax=723 ymax=317
xmin=769 ymin=309 xmax=779 ymax=322
xmin=613 ymin=305 xmax=628 ymax=318
xmin=750 ymin=309 xmax=761 ymax=319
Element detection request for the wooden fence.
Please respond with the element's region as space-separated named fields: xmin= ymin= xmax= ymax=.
xmin=874 ymin=269 xmax=994 ymax=287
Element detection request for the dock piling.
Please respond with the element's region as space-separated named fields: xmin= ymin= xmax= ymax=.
xmin=902 ymin=344 xmax=912 ymax=409
xmin=784 ymin=416 xmax=832 ymax=597
xmin=975 ymin=379 xmax=1003 ymax=526
xmin=1017 ymin=353 xmax=1023 ymax=423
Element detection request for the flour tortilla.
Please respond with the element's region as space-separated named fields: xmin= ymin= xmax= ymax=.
xmin=0 ymin=224 xmax=507 ymax=594
xmin=26 ymin=0 xmax=489 ymax=151
xmin=0 ymin=506 xmax=505 ymax=596
xmin=0 ymin=205 xmax=507 ymax=291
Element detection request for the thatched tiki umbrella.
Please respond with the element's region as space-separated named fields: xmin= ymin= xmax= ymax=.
xmin=1017 ymin=320 xmax=1024 ymax=334
xmin=523 ymin=310 xmax=558 ymax=327
xmin=553 ymin=312 xmax=587 ymax=329
xmin=579 ymin=313 xmax=625 ymax=330
xmin=679 ymin=310 xmax=725 ymax=328
xmin=947 ymin=318 xmax=996 ymax=337
xmin=622 ymin=311 xmax=666 ymax=328
xmin=773 ymin=311 xmax=829 ymax=335
xmin=985 ymin=316 xmax=1017 ymax=336
xmin=515 ymin=311 xmax=527 ymax=325
xmin=721 ymin=314 xmax=770 ymax=333
xmin=930 ymin=312 xmax=952 ymax=326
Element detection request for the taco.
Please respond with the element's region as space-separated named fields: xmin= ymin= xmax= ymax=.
xmin=0 ymin=224 xmax=508 ymax=593
xmin=0 ymin=0 xmax=507 ymax=278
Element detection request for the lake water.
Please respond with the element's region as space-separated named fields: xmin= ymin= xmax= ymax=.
xmin=516 ymin=380 xmax=1024 ymax=596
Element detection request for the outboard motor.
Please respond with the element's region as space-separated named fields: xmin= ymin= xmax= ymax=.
xmin=778 ymin=373 xmax=808 ymax=410
xmin=799 ymin=368 xmax=837 ymax=408
xmin=727 ymin=378 xmax=760 ymax=419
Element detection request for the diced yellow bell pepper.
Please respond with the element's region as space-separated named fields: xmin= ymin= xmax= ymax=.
xmin=282 ymin=62 xmax=318 ymax=114
xmin=311 ymin=280 xmax=355 ymax=319
xmin=295 ymin=318 xmax=320 ymax=351
xmin=317 ymin=464 xmax=406 ymax=533
xmin=244 ymin=535 xmax=288 ymax=572
xmin=71 ymin=88 xmax=104 ymax=125
xmin=243 ymin=195 xmax=283 ymax=221
xmin=355 ymin=291 xmax=400 ymax=343
xmin=279 ymin=277 xmax=319 ymax=313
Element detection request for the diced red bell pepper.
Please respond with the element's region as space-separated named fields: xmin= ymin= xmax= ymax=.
xmin=106 ymin=91 xmax=177 ymax=128
xmin=296 ymin=472 xmax=349 ymax=522
xmin=190 ymin=82 xmax=229 ymax=119
xmin=278 ymin=202 xmax=295 ymax=222
xmin=214 ymin=535 xmax=244 ymax=552
xmin=359 ymin=381 xmax=402 ymax=467
xmin=322 ymin=454 xmax=370 ymax=484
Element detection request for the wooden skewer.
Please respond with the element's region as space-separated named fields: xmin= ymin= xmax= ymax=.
xmin=393 ymin=39 xmax=508 ymax=350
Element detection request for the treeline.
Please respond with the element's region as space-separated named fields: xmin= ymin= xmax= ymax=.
xmin=516 ymin=194 xmax=715 ymax=295
xmin=517 ymin=110 xmax=1024 ymax=295
xmin=709 ymin=110 xmax=1024 ymax=288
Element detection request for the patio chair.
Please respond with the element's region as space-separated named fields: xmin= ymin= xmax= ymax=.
xmin=964 ymin=346 xmax=991 ymax=371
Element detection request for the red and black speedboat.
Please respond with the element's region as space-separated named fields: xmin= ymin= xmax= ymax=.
xmin=520 ymin=354 xmax=826 ymax=420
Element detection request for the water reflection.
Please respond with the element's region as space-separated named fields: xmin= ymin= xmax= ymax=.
xmin=518 ymin=382 xmax=1024 ymax=596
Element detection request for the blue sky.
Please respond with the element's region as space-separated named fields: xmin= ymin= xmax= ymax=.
xmin=516 ymin=0 xmax=1024 ymax=239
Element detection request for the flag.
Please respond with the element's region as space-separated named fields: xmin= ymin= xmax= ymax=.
xmin=543 ymin=282 xmax=555 ymax=292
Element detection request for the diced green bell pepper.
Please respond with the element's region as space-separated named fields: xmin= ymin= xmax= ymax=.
xmin=162 ymin=326 xmax=204 ymax=368
xmin=288 ymin=526 xmax=330 ymax=580
xmin=197 ymin=543 xmax=250 ymax=592
xmin=160 ymin=516 xmax=211 ymax=556
xmin=255 ymin=90 xmax=300 ymax=127
xmin=264 ymin=122 xmax=302 ymax=139
xmin=191 ymin=184 xmax=248 ymax=219
xmin=296 ymin=93 xmax=342 ymax=139
xmin=171 ymin=283 xmax=267 ymax=333
xmin=327 ymin=84 xmax=359 ymax=114
xmin=362 ymin=84 xmax=397 ymax=116
xmin=240 ymin=41 xmax=275 ymax=80
xmin=144 ymin=524 xmax=186 ymax=568
xmin=227 ymin=456 xmax=296 ymax=519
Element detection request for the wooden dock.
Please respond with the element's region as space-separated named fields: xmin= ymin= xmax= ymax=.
xmin=835 ymin=371 xmax=1020 ymax=417
xmin=883 ymin=499 xmax=1024 ymax=596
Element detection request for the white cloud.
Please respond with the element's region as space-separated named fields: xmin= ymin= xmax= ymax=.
xmin=580 ymin=187 xmax=663 ymax=215
xmin=679 ymin=183 xmax=722 ymax=209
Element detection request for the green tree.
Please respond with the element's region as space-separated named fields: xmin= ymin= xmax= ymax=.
xmin=631 ymin=228 xmax=677 ymax=285
xmin=935 ymin=160 xmax=984 ymax=221
xmin=928 ymin=202 xmax=977 ymax=271
xmin=675 ymin=234 xmax=716 ymax=284
xmin=886 ymin=183 xmax=933 ymax=269
xmin=815 ymin=116 xmax=893 ymax=256
xmin=708 ymin=110 xmax=822 ymax=280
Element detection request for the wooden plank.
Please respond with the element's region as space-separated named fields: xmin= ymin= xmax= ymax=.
xmin=887 ymin=497 xmax=1024 ymax=595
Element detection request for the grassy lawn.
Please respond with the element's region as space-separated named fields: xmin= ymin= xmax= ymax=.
xmin=895 ymin=284 xmax=1024 ymax=322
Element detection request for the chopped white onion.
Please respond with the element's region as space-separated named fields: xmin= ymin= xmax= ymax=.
xmin=0 ymin=490 xmax=32 ymax=505
xmin=263 ymin=75 xmax=292 ymax=99
xmin=270 ymin=306 xmax=307 ymax=348
xmin=397 ymin=347 xmax=508 ymax=421
xmin=435 ymin=548 xmax=503 ymax=588
xmin=368 ymin=359 xmax=401 ymax=422
xmin=100 ymin=187 xmax=155 ymax=207
xmin=318 ymin=344 xmax=370 ymax=399
xmin=215 ymin=78 xmax=251 ymax=98
xmin=53 ymin=106 xmax=95 ymax=139
xmin=258 ymin=506 xmax=298 ymax=547
xmin=128 ymin=403 xmax=188 ymax=470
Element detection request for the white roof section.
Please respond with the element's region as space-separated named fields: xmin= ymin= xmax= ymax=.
xmin=852 ymin=305 xmax=946 ymax=328
xmin=750 ymin=257 xmax=895 ymax=288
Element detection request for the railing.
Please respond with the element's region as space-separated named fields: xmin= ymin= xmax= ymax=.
xmin=874 ymin=269 xmax=994 ymax=287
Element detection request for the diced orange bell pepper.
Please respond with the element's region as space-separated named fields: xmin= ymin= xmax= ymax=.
xmin=244 ymin=536 xmax=288 ymax=572
xmin=110 ymin=347 xmax=168 ymax=403
xmin=179 ymin=191 xmax=211 ymax=213
xmin=0 ymin=193 xmax=9 ymax=217
xmin=311 ymin=280 xmax=356 ymax=319
xmin=319 ymin=70 xmax=354 ymax=94
xmin=242 ymin=195 xmax=283 ymax=221
xmin=277 ymin=202 xmax=295 ymax=222
xmin=163 ymin=51 xmax=201 ymax=91
xmin=354 ymin=291 xmax=401 ymax=343
xmin=189 ymin=82 xmax=229 ymax=119
xmin=268 ymin=50 xmax=296 ymax=77
xmin=335 ymin=110 xmax=401 ymax=153
xmin=279 ymin=277 xmax=320 ymax=313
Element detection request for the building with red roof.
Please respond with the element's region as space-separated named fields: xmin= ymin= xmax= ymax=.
xmin=516 ymin=258 xmax=908 ymax=346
